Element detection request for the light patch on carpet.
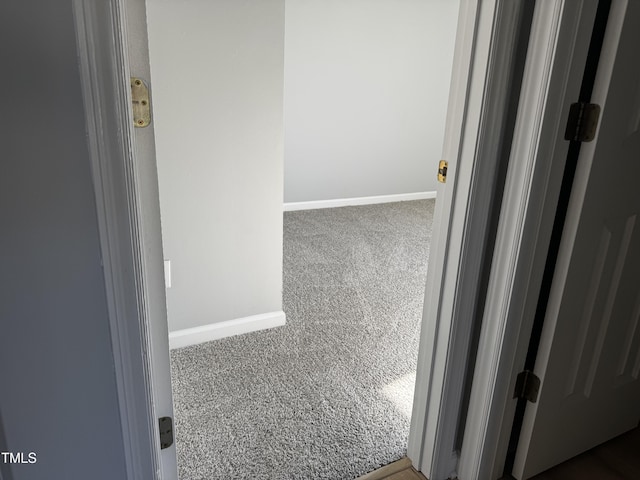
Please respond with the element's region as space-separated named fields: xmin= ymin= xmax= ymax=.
xmin=382 ymin=372 xmax=417 ymax=419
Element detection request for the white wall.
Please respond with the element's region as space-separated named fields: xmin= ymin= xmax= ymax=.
xmin=284 ymin=0 xmax=459 ymax=203
xmin=0 ymin=2 xmax=128 ymax=478
xmin=147 ymin=0 xmax=285 ymax=334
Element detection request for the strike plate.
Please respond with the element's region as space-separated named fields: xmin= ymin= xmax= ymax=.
xmin=131 ymin=77 xmax=151 ymax=128
xmin=438 ymin=160 xmax=448 ymax=183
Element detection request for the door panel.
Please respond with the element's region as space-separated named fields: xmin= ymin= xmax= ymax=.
xmin=513 ymin=2 xmax=640 ymax=478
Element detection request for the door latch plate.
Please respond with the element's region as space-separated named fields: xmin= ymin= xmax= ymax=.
xmin=438 ymin=160 xmax=448 ymax=183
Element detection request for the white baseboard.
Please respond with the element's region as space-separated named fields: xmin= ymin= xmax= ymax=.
xmin=283 ymin=191 xmax=437 ymax=212
xmin=168 ymin=310 xmax=286 ymax=350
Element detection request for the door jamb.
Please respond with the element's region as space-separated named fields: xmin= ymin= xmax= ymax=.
xmin=408 ymin=1 xmax=535 ymax=478
xmin=457 ymin=1 xmax=602 ymax=478
xmin=73 ymin=0 xmax=171 ymax=478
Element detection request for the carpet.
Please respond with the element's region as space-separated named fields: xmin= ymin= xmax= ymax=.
xmin=170 ymin=199 xmax=435 ymax=479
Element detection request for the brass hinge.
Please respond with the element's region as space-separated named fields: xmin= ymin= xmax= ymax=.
xmin=131 ymin=77 xmax=151 ymax=128
xmin=514 ymin=370 xmax=541 ymax=403
xmin=159 ymin=416 xmax=174 ymax=449
xmin=564 ymin=102 xmax=600 ymax=142
xmin=438 ymin=160 xmax=448 ymax=183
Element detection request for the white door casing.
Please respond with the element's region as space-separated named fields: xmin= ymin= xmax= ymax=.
xmin=73 ymin=0 xmax=178 ymax=478
xmin=458 ymin=1 xmax=602 ymax=478
xmin=512 ymin=1 xmax=640 ymax=478
xmin=408 ymin=1 xmax=535 ymax=478
xmin=121 ymin=0 xmax=178 ymax=477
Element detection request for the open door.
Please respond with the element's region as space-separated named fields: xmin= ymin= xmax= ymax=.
xmin=512 ymin=1 xmax=640 ymax=478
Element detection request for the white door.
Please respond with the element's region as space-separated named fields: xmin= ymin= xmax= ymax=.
xmin=122 ymin=0 xmax=178 ymax=478
xmin=512 ymin=2 xmax=640 ymax=478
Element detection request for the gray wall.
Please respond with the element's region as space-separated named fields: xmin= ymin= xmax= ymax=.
xmin=0 ymin=2 xmax=127 ymax=479
xmin=147 ymin=0 xmax=285 ymax=332
xmin=284 ymin=0 xmax=459 ymax=203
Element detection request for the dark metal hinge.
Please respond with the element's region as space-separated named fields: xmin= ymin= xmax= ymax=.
xmin=159 ymin=416 xmax=174 ymax=449
xmin=513 ymin=370 xmax=541 ymax=403
xmin=564 ymin=102 xmax=601 ymax=142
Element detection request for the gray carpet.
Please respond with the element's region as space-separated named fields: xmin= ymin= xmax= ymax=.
xmin=170 ymin=199 xmax=435 ymax=479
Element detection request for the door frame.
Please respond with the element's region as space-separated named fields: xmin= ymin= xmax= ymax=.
xmin=409 ymin=0 xmax=536 ymax=478
xmin=69 ymin=0 xmax=579 ymax=479
xmin=72 ymin=0 xmax=176 ymax=478
xmin=511 ymin=0 xmax=632 ymax=475
xmin=457 ymin=1 xmax=621 ymax=479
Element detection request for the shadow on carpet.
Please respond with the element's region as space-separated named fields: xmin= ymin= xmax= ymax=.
xmin=170 ymin=199 xmax=435 ymax=479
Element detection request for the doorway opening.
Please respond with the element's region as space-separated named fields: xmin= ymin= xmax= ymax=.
xmin=72 ymin=0 xmax=543 ymax=477
xmin=146 ymin=1 xmax=458 ymax=478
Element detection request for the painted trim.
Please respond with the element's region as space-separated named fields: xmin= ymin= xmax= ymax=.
xmin=406 ymin=0 xmax=535 ymax=478
xmin=169 ymin=311 xmax=287 ymax=350
xmin=408 ymin=0 xmax=482 ymax=475
xmin=418 ymin=2 xmax=534 ymax=479
xmin=121 ymin=0 xmax=181 ymax=476
xmin=283 ymin=191 xmax=436 ymax=212
xmin=458 ymin=2 xmax=600 ymax=479
xmin=72 ymin=0 xmax=160 ymax=478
